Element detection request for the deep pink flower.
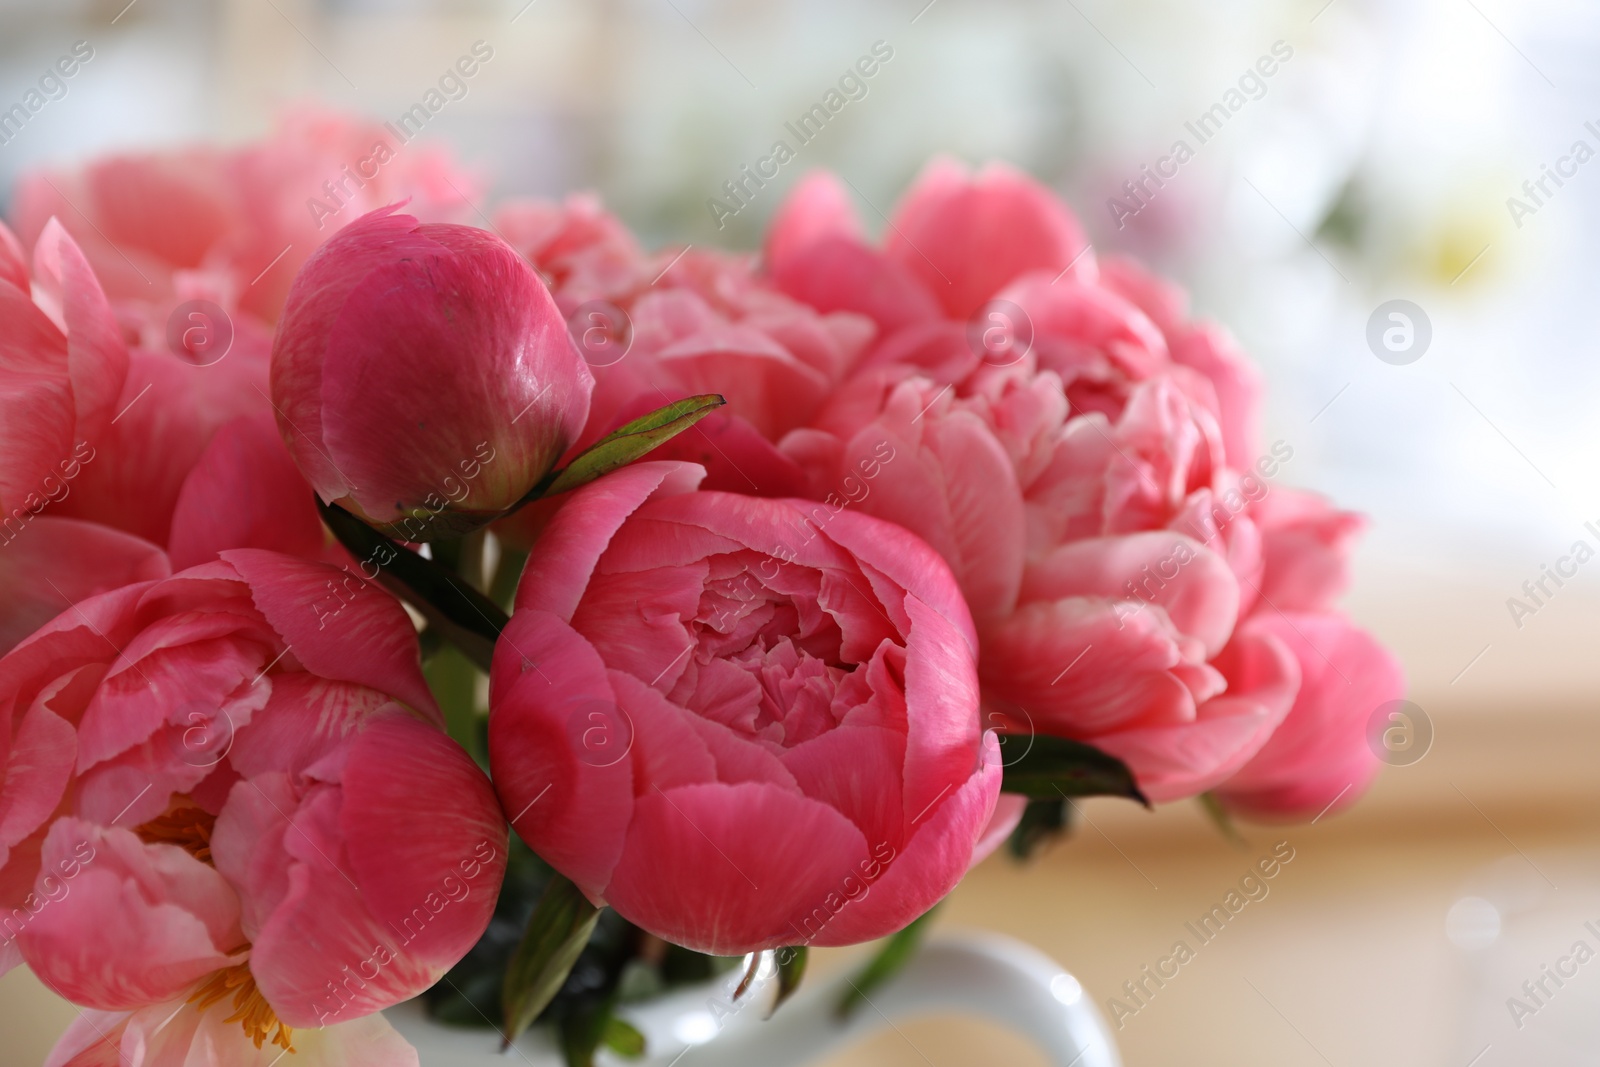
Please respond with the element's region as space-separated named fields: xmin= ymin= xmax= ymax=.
xmin=0 ymin=551 xmax=505 ymax=1057
xmin=488 ymin=462 xmax=1001 ymax=955
xmin=270 ymin=207 xmax=593 ymax=538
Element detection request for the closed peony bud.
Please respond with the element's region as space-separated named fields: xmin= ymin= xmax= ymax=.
xmin=270 ymin=206 xmax=593 ymax=539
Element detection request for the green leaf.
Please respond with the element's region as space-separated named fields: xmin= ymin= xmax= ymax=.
xmin=772 ymin=946 xmax=807 ymax=1016
xmin=1007 ymin=796 xmax=1071 ymax=860
xmin=600 ymin=1016 xmax=646 ymax=1059
xmin=502 ymin=875 xmax=603 ymax=1048
xmin=318 ymin=500 xmax=507 ymax=672
xmin=1000 ymin=735 xmax=1150 ymax=807
xmin=541 ymin=394 xmax=726 ymax=498
xmin=835 ymin=904 xmax=940 ymax=1020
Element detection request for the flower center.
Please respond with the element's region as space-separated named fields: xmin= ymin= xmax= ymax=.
xmin=135 ymin=805 xmax=215 ymax=864
xmin=141 ymin=807 xmax=292 ymax=1052
xmin=189 ymin=963 xmax=295 ymax=1053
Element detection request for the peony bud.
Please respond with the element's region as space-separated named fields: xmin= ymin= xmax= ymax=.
xmin=270 ymin=206 xmax=593 ymax=539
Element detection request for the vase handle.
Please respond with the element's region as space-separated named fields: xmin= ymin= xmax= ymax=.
xmin=624 ymin=931 xmax=1122 ymax=1067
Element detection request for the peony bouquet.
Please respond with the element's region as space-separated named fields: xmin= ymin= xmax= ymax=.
xmin=0 ymin=110 xmax=1401 ymax=1066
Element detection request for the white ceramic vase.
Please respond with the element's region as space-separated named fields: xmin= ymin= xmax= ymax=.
xmin=387 ymin=931 xmax=1121 ymax=1066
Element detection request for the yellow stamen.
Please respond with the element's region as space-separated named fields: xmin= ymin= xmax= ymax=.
xmin=189 ymin=963 xmax=295 ymax=1053
xmin=136 ymin=806 xmax=216 ymax=865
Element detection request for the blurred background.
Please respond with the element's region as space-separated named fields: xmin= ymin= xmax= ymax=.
xmin=2 ymin=0 xmax=1598 ymax=1063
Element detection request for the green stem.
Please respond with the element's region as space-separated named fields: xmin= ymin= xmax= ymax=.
xmin=835 ymin=903 xmax=942 ymax=1019
xmin=489 ymin=543 xmax=530 ymax=612
xmin=319 ymin=500 xmax=507 ymax=671
xmin=425 ymin=642 xmax=484 ymax=764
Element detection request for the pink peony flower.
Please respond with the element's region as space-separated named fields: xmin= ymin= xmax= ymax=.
xmin=0 ymin=550 xmax=506 ymax=1058
xmin=10 ymin=106 xmax=481 ymax=328
xmin=2 ymin=214 xmax=325 ymax=581
xmin=488 ymin=462 xmax=1001 ymax=955
xmin=0 ymin=219 xmax=127 ymax=534
xmin=486 ymin=194 xmax=876 ymax=522
xmin=768 ymin=166 xmax=1401 ymax=808
xmin=270 ymin=206 xmax=593 ymax=539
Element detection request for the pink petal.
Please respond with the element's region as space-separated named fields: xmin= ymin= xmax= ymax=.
xmin=488 ymin=609 xmax=635 ymax=897
xmin=30 ymin=220 xmax=129 ymax=438
xmin=45 ymin=992 xmax=422 ymax=1067
xmin=221 ymin=549 xmax=440 ymax=727
xmin=768 ymin=237 xmax=943 ymax=337
xmin=1023 ymin=532 xmax=1239 ymax=657
xmin=812 ymin=731 xmax=1001 ymax=945
xmin=885 ymin=159 xmax=1094 ymax=320
xmin=0 ymin=696 xmax=75 ymax=874
xmin=0 ymin=518 xmax=169 ymax=657
xmin=516 ymin=461 xmax=706 ymax=620
xmin=980 ymin=597 xmax=1199 ymax=735
xmin=1253 ymin=488 xmax=1365 ymax=612
xmin=608 ymin=670 xmax=717 ymax=792
xmin=224 ymin=674 xmax=395 ymax=782
xmin=571 ymin=562 xmax=707 ymax=691
xmin=1217 ymin=614 xmax=1403 ymax=818
xmin=806 ymin=503 xmax=980 ymax=655
xmin=764 ymin=171 xmax=864 ymax=265
xmin=339 ymin=711 xmax=506 ymax=970
xmin=896 ymin=594 xmax=985 ymax=838
xmin=0 ymin=219 xmax=27 ymax=292
xmin=53 ymin=330 xmax=273 ymax=546
xmin=1093 ymin=621 xmax=1301 ymax=802
xmin=970 ymin=792 xmax=1027 ymax=866
xmin=20 ymin=819 xmax=243 ymax=1010
xmin=241 ymin=786 xmax=440 ymax=1027
xmin=780 ymin=723 xmax=903 ymax=850
xmin=603 ymin=781 xmax=869 ymax=955
xmin=210 ymin=772 xmax=295 ymax=942
xmin=606 ymin=406 xmax=810 ymax=497
xmin=654 ymin=326 xmax=832 ymax=439
xmin=1004 ymin=274 xmax=1169 ymax=383
xmin=168 ymin=414 xmax=331 ymax=569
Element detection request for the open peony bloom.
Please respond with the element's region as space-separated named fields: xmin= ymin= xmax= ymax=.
xmin=0 ymin=219 xmax=126 ymax=524
xmin=271 ymin=206 xmax=594 ymax=540
xmin=488 ymin=462 xmax=1001 ymax=955
xmin=485 ymin=193 xmax=877 ymax=529
xmin=766 ymin=166 xmax=1403 ymax=808
xmin=0 ymin=550 xmax=506 ymax=1061
xmin=0 ymin=212 xmax=330 ymax=617
xmin=0 ymin=218 xmax=177 ymax=655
